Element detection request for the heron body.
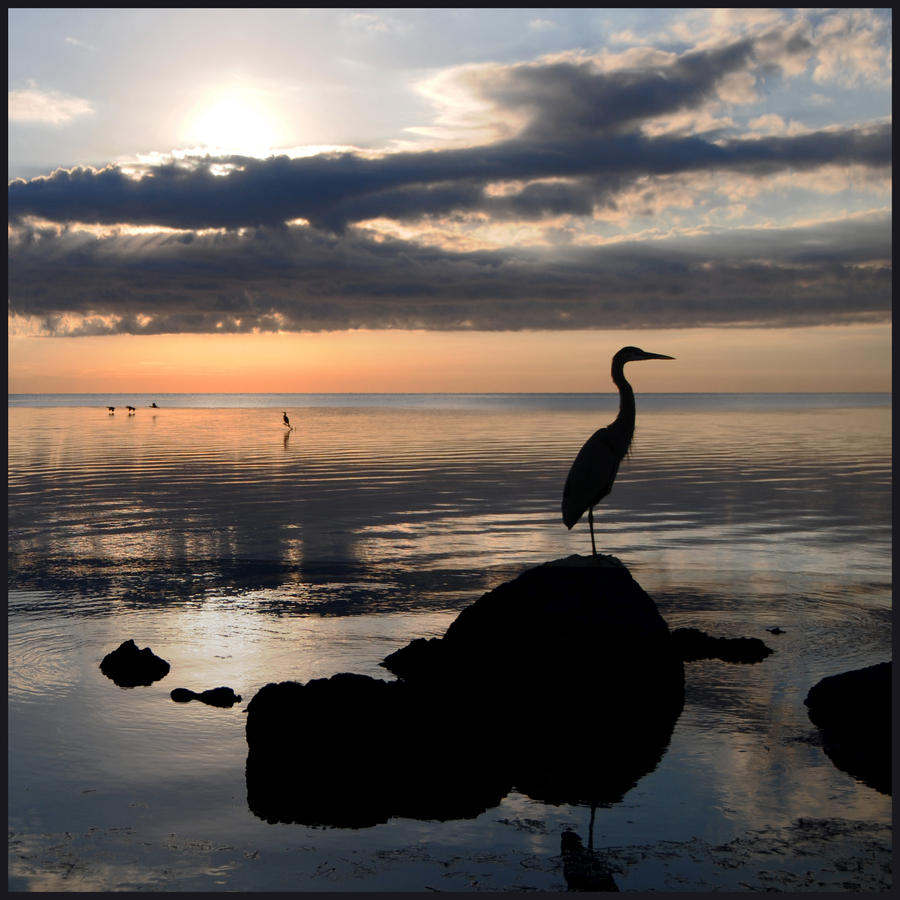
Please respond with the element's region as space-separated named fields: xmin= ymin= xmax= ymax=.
xmin=562 ymin=346 xmax=673 ymax=555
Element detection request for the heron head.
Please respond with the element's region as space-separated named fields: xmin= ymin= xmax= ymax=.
xmin=617 ymin=346 xmax=675 ymax=363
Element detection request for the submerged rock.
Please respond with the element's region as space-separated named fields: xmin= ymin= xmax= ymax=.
xmin=170 ymin=687 xmax=242 ymax=707
xmin=805 ymin=661 xmax=891 ymax=795
xmin=99 ymin=639 xmax=170 ymax=687
xmin=671 ymin=627 xmax=773 ymax=664
xmin=246 ymin=555 xmax=685 ymax=827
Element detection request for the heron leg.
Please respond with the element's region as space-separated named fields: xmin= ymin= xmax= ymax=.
xmin=588 ymin=507 xmax=597 ymax=557
xmin=588 ymin=802 xmax=596 ymax=851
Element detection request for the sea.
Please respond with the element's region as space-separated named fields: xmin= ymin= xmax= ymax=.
xmin=7 ymin=393 xmax=892 ymax=891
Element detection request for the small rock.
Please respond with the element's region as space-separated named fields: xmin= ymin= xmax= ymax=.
xmin=170 ymin=687 xmax=242 ymax=707
xmin=671 ymin=627 xmax=773 ymax=663
xmin=99 ymin=640 xmax=170 ymax=687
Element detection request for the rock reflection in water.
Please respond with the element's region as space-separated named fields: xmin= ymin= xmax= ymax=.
xmin=245 ymin=555 xmax=684 ymax=827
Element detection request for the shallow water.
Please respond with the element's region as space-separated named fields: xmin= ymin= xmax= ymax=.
xmin=7 ymin=394 xmax=892 ymax=891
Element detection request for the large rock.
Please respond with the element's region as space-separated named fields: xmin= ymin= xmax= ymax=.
xmin=99 ymin=639 xmax=170 ymax=687
xmin=246 ymin=673 xmax=509 ymax=828
xmin=245 ymin=555 xmax=684 ymax=826
xmin=383 ymin=554 xmax=683 ymax=701
xmin=805 ymin=661 xmax=891 ymax=795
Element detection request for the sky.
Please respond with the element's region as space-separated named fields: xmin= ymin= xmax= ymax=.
xmin=8 ymin=8 xmax=893 ymax=393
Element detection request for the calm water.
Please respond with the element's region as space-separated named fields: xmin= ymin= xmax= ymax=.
xmin=8 ymin=393 xmax=892 ymax=891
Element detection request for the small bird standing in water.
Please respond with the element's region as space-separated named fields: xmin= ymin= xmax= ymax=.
xmin=107 ymin=406 xmax=115 ymax=414
xmin=282 ymin=410 xmax=293 ymax=430
xmin=562 ymin=346 xmax=674 ymax=556
xmin=126 ymin=406 xmax=136 ymax=414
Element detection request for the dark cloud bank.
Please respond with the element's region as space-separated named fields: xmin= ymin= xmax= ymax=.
xmin=7 ymin=33 xmax=892 ymax=335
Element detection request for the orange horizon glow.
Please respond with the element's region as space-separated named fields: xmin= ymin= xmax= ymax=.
xmin=7 ymin=322 xmax=892 ymax=394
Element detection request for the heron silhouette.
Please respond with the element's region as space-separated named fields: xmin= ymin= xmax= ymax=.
xmin=562 ymin=346 xmax=674 ymax=556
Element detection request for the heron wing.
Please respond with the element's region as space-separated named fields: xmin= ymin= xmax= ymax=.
xmin=561 ymin=427 xmax=622 ymax=529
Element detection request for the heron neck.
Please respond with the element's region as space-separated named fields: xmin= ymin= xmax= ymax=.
xmin=612 ymin=362 xmax=636 ymax=433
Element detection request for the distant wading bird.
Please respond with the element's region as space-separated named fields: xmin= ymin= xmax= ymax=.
xmin=107 ymin=406 xmax=115 ymax=414
xmin=562 ymin=346 xmax=674 ymax=557
xmin=282 ymin=411 xmax=293 ymax=430
xmin=126 ymin=405 xmax=136 ymax=414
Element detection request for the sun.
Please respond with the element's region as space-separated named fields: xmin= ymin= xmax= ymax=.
xmin=182 ymin=88 xmax=284 ymax=156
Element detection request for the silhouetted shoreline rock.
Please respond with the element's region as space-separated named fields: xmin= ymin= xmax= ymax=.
xmin=805 ymin=661 xmax=891 ymax=795
xmin=245 ymin=554 xmax=685 ymax=826
xmin=171 ymin=687 xmax=242 ymax=707
xmin=99 ymin=639 xmax=170 ymax=687
xmin=671 ymin=627 xmax=773 ymax=664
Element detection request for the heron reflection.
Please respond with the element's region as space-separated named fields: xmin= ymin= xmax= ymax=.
xmin=562 ymin=346 xmax=674 ymax=556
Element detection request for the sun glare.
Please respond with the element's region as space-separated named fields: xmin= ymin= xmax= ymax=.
xmin=182 ymin=89 xmax=283 ymax=157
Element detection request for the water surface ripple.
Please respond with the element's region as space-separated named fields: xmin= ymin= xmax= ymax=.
xmin=8 ymin=394 xmax=892 ymax=892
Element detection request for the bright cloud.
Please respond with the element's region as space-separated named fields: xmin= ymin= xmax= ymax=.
xmin=8 ymin=87 xmax=94 ymax=125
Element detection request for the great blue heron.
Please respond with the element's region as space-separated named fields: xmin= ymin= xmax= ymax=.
xmin=562 ymin=346 xmax=674 ymax=556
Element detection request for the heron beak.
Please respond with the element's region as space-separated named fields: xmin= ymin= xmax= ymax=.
xmin=641 ymin=352 xmax=675 ymax=360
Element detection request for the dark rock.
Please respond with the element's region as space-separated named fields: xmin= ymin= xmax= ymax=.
xmin=99 ymin=639 xmax=170 ymax=687
xmin=805 ymin=661 xmax=891 ymax=795
xmin=767 ymin=626 xmax=786 ymax=635
xmin=170 ymin=687 xmax=242 ymax=707
xmin=384 ymin=554 xmax=683 ymax=703
xmin=246 ymin=673 xmax=509 ymax=828
xmin=246 ymin=555 xmax=684 ymax=826
xmin=671 ymin=627 xmax=773 ymax=663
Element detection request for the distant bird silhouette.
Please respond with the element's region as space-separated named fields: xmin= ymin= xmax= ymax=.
xmin=282 ymin=410 xmax=292 ymax=429
xmin=126 ymin=405 xmax=136 ymax=414
xmin=107 ymin=406 xmax=115 ymax=414
xmin=562 ymin=346 xmax=674 ymax=556
xmin=150 ymin=402 xmax=158 ymax=408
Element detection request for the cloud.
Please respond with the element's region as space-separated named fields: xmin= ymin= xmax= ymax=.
xmin=8 ymin=26 xmax=890 ymax=232
xmin=64 ymin=36 xmax=97 ymax=52
xmin=7 ymin=118 xmax=890 ymax=233
xmin=811 ymin=9 xmax=893 ymax=87
xmin=8 ymin=87 xmax=95 ymax=125
xmin=8 ymin=211 xmax=891 ymax=336
xmin=7 ymin=19 xmax=892 ymax=337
